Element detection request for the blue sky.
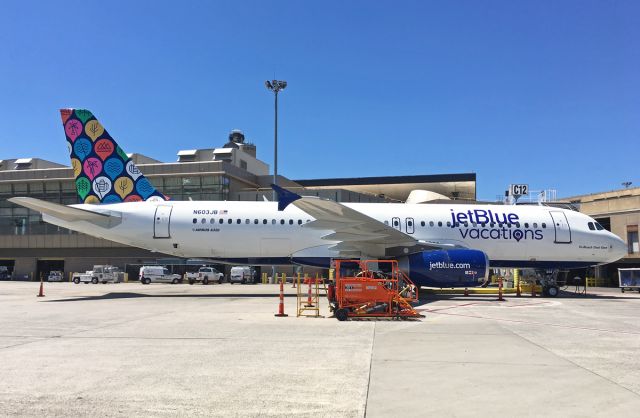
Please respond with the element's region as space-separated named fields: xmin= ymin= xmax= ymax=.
xmin=0 ymin=0 xmax=638 ymax=200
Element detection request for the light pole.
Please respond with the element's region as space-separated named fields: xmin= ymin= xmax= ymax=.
xmin=265 ymin=80 xmax=287 ymax=284
xmin=265 ymin=80 xmax=287 ymax=197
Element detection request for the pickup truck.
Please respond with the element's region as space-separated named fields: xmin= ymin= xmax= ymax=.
xmin=187 ymin=267 xmax=224 ymax=285
xmin=73 ymin=265 xmax=123 ymax=284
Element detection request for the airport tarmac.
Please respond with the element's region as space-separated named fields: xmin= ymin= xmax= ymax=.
xmin=1 ymin=282 xmax=639 ymax=417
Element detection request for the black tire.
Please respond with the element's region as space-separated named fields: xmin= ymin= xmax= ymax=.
xmin=218 ymin=276 xmax=223 ymax=284
xmin=335 ymin=308 xmax=349 ymax=322
xmin=546 ymin=286 xmax=559 ymax=297
xmin=188 ymin=279 xmax=194 ymax=285
xmin=172 ymin=278 xmax=179 ymax=284
xmin=91 ymin=277 xmax=98 ymax=284
xmin=202 ymin=277 xmax=209 ymax=285
xmin=242 ymin=278 xmax=246 ymax=284
xmin=102 ymin=281 xmax=107 ymax=284
xmin=144 ymin=278 xmax=151 ymax=285
xmin=73 ymin=277 xmax=80 ymax=284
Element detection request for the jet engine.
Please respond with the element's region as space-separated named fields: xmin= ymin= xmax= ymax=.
xmin=398 ymin=249 xmax=489 ymax=288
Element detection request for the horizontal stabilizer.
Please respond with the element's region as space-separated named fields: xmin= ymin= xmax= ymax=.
xmin=8 ymin=197 xmax=120 ymax=223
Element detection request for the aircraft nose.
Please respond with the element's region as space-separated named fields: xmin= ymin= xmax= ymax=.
xmin=610 ymin=235 xmax=627 ymax=261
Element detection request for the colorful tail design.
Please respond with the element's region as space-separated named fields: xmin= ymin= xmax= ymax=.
xmin=60 ymin=109 xmax=168 ymax=204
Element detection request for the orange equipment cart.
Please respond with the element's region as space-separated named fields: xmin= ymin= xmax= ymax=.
xmin=328 ymin=259 xmax=422 ymax=321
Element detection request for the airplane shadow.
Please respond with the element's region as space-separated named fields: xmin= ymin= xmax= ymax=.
xmin=45 ymin=292 xmax=298 ymax=302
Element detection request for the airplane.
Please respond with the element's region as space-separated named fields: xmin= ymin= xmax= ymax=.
xmin=9 ymin=109 xmax=627 ymax=296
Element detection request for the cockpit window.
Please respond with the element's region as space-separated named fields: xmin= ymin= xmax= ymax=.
xmin=595 ymin=222 xmax=604 ymax=230
xmin=588 ymin=222 xmax=595 ymax=230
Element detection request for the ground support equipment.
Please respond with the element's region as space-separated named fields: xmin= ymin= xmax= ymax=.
xmin=328 ymin=259 xmax=421 ymax=321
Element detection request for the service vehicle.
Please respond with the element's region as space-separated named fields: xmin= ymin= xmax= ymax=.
xmin=47 ymin=271 xmax=64 ymax=282
xmin=229 ymin=266 xmax=256 ymax=284
xmin=188 ymin=266 xmax=224 ymax=285
xmin=73 ymin=265 xmax=123 ymax=284
xmin=619 ymin=268 xmax=640 ymax=293
xmin=0 ymin=266 xmax=10 ymax=280
xmin=139 ymin=265 xmax=182 ymax=284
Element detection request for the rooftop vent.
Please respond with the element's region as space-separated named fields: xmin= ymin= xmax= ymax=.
xmin=14 ymin=158 xmax=33 ymax=169
xmin=177 ymin=149 xmax=197 ymax=162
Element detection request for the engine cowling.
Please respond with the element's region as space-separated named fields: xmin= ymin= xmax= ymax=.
xmin=399 ymin=249 xmax=489 ymax=288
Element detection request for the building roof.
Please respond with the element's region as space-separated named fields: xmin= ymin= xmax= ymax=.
xmin=295 ymin=173 xmax=476 ymax=202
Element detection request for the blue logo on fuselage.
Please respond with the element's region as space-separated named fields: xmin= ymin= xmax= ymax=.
xmin=450 ymin=209 xmax=543 ymax=241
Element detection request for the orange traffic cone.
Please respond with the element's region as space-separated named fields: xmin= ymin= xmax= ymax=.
xmin=274 ymin=280 xmax=288 ymax=317
xmin=305 ymin=278 xmax=314 ymax=307
xmin=37 ymin=278 xmax=45 ymax=298
xmin=497 ymin=279 xmax=505 ymax=302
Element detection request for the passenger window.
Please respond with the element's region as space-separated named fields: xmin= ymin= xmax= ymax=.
xmin=446 ymin=221 xmax=451 ymax=227
xmin=490 ymin=222 xmax=495 ymax=227
xmin=515 ymin=222 xmax=520 ymax=228
xmin=254 ymin=219 xmax=259 ymax=224
xmin=525 ymin=223 xmax=529 ymax=228
xmin=201 ymin=218 xmax=206 ymax=224
xmin=384 ymin=220 xmax=389 ymax=225
xmin=541 ymin=223 xmax=546 ymax=229
xmin=280 ymin=219 xmax=285 ymax=225
xmin=272 ymin=219 xmax=276 ymax=225
xmin=393 ymin=220 xmax=399 ymax=227
xmin=298 ymin=220 xmax=302 ymax=225
xmin=192 ymin=218 xmax=197 ymax=224
xmin=533 ymin=223 xmax=538 ymax=228
xmin=236 ymin=219 xmax=241 ymax=224
xmin=210 ymin=218 xmax=215 ymax=224
xmin=219 ymin=219 xmax=224 ymax=224
xmin=420 ymin=221 xmax=425 ymax=227
xmin=263 ymin=219 xmax=267 ymax=224
xmin=228 ymin=219 xmax=233 ymax=224
xmin=289 ymin=219 xmax=293 ymax=225
xmin=245 ymin=219 xmax=250 ymax=224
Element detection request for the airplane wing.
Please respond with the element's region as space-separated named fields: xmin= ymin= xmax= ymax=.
xmin=8 ymin=197 xmax=121 ymax=224
xmin=272 ymin=185 xmax=455 ymax=257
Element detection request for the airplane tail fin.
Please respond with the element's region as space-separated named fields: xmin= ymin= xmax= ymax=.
xmin=60 ymin=109 xmax=168 ymax=204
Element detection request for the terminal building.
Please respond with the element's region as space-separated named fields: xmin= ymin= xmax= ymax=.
xmin=0 ymin=130 xmax=476 ymax=280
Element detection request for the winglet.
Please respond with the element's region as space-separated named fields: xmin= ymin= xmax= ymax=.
xmin=271 ymin=184 xmax=301 ymax=211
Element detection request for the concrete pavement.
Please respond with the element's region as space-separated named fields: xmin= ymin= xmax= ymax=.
xmin=0 ymin=282 xmax=639 ymax=417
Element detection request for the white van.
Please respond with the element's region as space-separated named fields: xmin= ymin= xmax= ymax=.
xmin=139 ymin=266 xmax=182 ymax=284
xmin=230 ymin=266 xmax=256 ymax=284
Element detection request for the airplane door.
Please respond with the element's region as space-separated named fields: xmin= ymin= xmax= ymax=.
xmin=405 ymin=217 xmax=415 ymax=234
xmin=154 ymin=205 xmax=172 ymax=239
xmin=392 ymin=217 xmax=401 ymax=231
xmin=549 ymin=211 xmax=571 ymax=244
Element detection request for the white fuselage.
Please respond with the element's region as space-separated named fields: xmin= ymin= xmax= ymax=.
xmin=43 ymin=200 xmax=627 ymax=269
